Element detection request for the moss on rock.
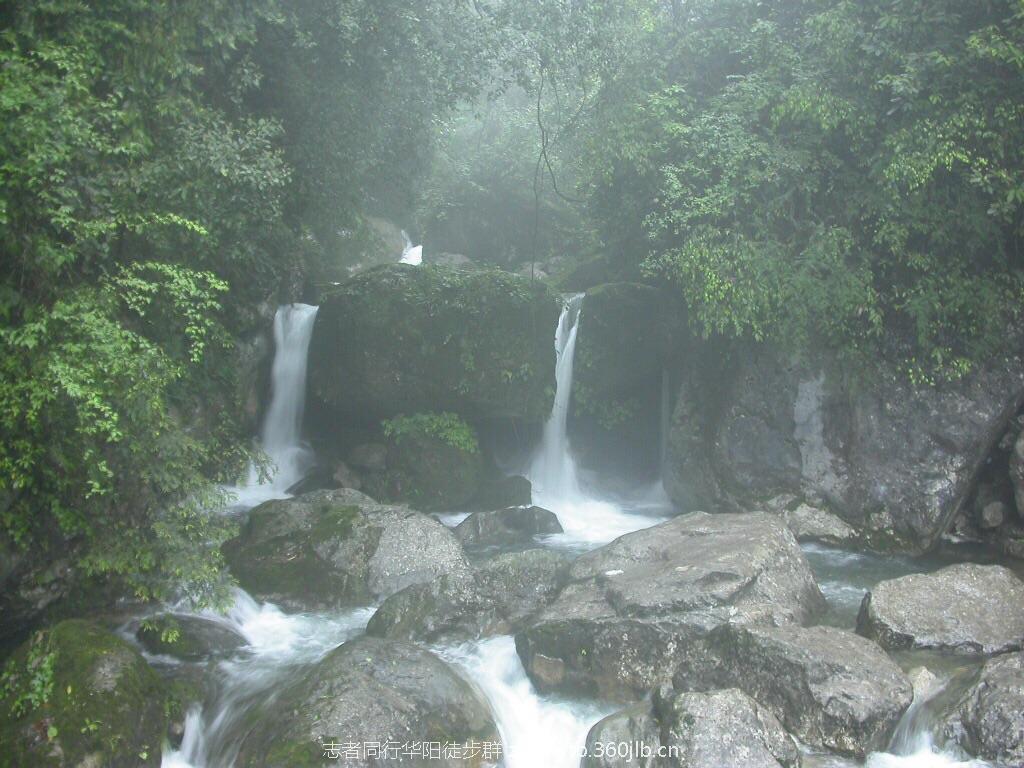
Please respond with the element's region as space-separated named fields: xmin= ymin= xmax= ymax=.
xmin=308 ymin=265 xmax=560 ymax=425
xmin=0 ymin=620 xmax=166 ymax=767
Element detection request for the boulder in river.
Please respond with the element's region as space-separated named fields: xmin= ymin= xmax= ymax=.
xmin=222 ymin=488 xmax=470 ymax=610
xmin=856 ymin=563 xmax=1024 ymax=655
xmin=781 ymin=503 xmax=859 ymax=546
xmin=308 ymin=264 xmax=560 ymax=424
xmin=674 ymin=624 xmax=912 ymax=759
xmin=134 ymin=613 xmax=246 ymax=661
xmin=665 ymin=340 xmax=1024 ymax=551
xmin=454 ymin=506 xmax=563 ymax=547
xmin=236 ymin=636 xmax=500 ymax=768
xmin=0 ymin=620 xmax=167 ymax=767
xmin=941 ymin=651 xmax=1024 ymax=765
xmin=582 ymin=687 xmax=801 ymax=768
xmin=515 ymin=511 xmax=825 ymax=700
xmin=367 ymin=548 xmax=572 ymax=643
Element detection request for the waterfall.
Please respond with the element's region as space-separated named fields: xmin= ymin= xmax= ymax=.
xmin=233 ymin=303 xmax=318 ymax=507
xmin=400 ymin=230 xmax=423 ymax=265
xmin=528 ymin=294 xmax=666 ymax=545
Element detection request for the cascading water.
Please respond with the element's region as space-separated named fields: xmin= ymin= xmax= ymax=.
xmin=400 ymin=230 xmax=423 ymax=265
xmin=233 ymin=303 xmax=318 ymax=507
xmin=528 ymin=294 xmax=666 ymax=545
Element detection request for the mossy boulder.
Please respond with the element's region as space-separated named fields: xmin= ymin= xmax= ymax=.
xmin=222 ymin=488 xmax=470 ymax=610
xmin=361 ymin=413 xmax=483 ymax=510
xmin=235 ymin=636 xmax=499 ymax=767
xmin=0 ymin=620 xmax=167 ymax=767
xmin=308 ymin=264 xmax=560 ymax=425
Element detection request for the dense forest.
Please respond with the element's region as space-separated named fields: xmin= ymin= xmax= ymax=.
xmin=2 ymin=2 xmax=1024 ymax=767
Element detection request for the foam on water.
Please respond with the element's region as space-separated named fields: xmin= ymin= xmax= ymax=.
xmin=441 ymin=636 xmax=609 ymax=768
xmin=400 ymin=230 xmax=423 ymax=265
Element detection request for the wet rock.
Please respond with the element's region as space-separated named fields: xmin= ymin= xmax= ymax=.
xmin=309 ymin=265 xmax=559 ymax=423
xmin=367 ymin=549 xmax=571 ymax=643
xmin=472 ymin=474 xmax=532 ymax=510
xmin=674 ymin=624 xmax=912 ymax=758
xmin=515 ymin=512 xmax=825 ymax=700
xmin=454 ymin=506 xmax=562 ymax=547
xmin=331 ymin=460 xmax=362 ymax=490
xmin=581 ymin=702 xmax=664 ymax=768
xmin=236 ymin=636 xmax=499 ymax=768
xmin=222 ymin=488 xmax=470 ymax=610
xmin=659 ymin=688 xmax=801 ymax=768
xmin=134 ymin=614 xmax=246 ymax=661
xmin=856 ymin=563 xmax=1024 ymax=655
xmin=782 ymin=503 xmax=858 ymax=546
xmin=0 ymin=620 xmax=166 ymax=767
xmin=942 ymin=651 xmax=1024 ymax=765
xmin=1011 ymin=431 xmax=1024 ymax=519
xmin=665 ymin=341 xmax=1024 ymax=551
xmin=979 ymin=500 xmax=1007 ymax=529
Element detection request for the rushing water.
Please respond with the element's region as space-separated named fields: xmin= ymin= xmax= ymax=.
xmin=153 ymin=296 xmax=1006 ymax=768
xmin=528 ymin=294 xmax=667 ymax=546
xmin=399 ymin=230 xmax=423 ymax=265
xmin=232 ymin=303 xmax=318 ymax=508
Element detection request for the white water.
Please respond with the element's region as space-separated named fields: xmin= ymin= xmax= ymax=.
xmin=528 ymin=294 xmax=666 ymax=545
xmin=400 ymin=230 xmax=423 ymax=265
xmin=442 ymin=636 xmax=609 ymax=768
xmin=232 ymin=303 xmax=318 ymax=507
xmin=161 ymin=591 xmax=374 ymax=767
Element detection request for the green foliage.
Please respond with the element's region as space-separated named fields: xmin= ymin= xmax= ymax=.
xmin=1 ymin=632 xmax=56 ymax=718
xmin=383 ymin=412 xmax=480 ymax=455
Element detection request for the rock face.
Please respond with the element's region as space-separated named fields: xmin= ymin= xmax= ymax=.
xmin=236 ymin=636 xmax=499 ymax=768
xmin=942 ymin=651 xmax=1024 ymax=765
xmin=0 ymin=620 xmax=167 ymax=767
xmin=222 ymin=488 xmax=470 ymax=610
xmin=472 ymin=474 xmax=532 ymax=511
xmin=1010 ymin=431 xmax=1024 ymax=518
xmin=782 ymin=503 xmax=859 ymax=546
xmin=582 ymin=688 xmax=800 ymax=768
xmin=367 ymin=548 xmax=571 ymax=643
xmin=856 ymin=563 xmax=1024 ymax=655
xmin=308 ymin=265 xmax=559 ymax=424
xmin=673 ymin=624 xmax=912 ymax=758
xmin=454 ymin=506 xmax=563 ymax=547
xmin=665 ymin=341 xmax=1024 ymax=550
xmin=515 ymin=512 xmax=825 ymax=700
xmin=134 ymin=614 xmax=246 ymax=661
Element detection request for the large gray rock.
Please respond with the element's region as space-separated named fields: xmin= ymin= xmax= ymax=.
xmin=222 ymin=488 xmax=470 ymax=610
xmin=942 ymin=651 xmax=1024 ymax=765
xmin=856 ymin=563 xmax=1024 ymax=655
xmin=582 ymin=688 xmax=801 ymax=768
xmin=454 ymin=506 xmax=563 ymax=547
xmin=515 ymin=512 xmax=825 ymax=700
xmin=674 ymin=624 xmax=912 ymax=759
xmin=1010 ymin=431 xmax=1024 ymax=519
xmin=666 ymin=341 xmax=1024 ymax=551
xmin=367 ymin=548 xmax=571 ymax=642
xmin=308 ymin=265 xmax=560 ymax=423
xmin=782 ymin=503 xmax=859 ymax=546
xmin=135 ymin=613 xmax=246 ymax=661
xmin=236 ymin=637 xmax=499 ymax=767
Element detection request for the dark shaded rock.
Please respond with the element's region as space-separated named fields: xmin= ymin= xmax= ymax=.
xmin=665 ymin=341 xmax=1024 ymax=551
xmin=515 ymin=512 xmax=825 ymax=700
xmin=361 ymin=425 xmax=484 ymax=511
xmin=284 ymin=465 xmax=339 ymax=496
xmin=942 ymin=651 xmax=1024 ymax=765
xmin=235 ymin=636 xmax=499 ymax=768
xmin=472 ymin=474 xmax=532 ymax=510
xmin=348 ymin=442 xmax=387 ymax=473
xmin=367 ymin=549 xmax=571 ymax=643
xmin=454 ymin=506 xmax=562 ymax=547
xmin=222 ymin=488 xmax=470 ymax=610
xmin=856 ymin=563 xmax=1024 ymax=655
xmin=1011 ymin=431 xmax=1024 ymax=519
xmin=0 ymin=620 xmax=166 ymax=767
xmin=135 ymin=614 xmax=246 ymax=661
xmin=674 ymin=624 xmax=912 ymax=759
xmin=308 ymin=265 xmax=560 ymax=424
